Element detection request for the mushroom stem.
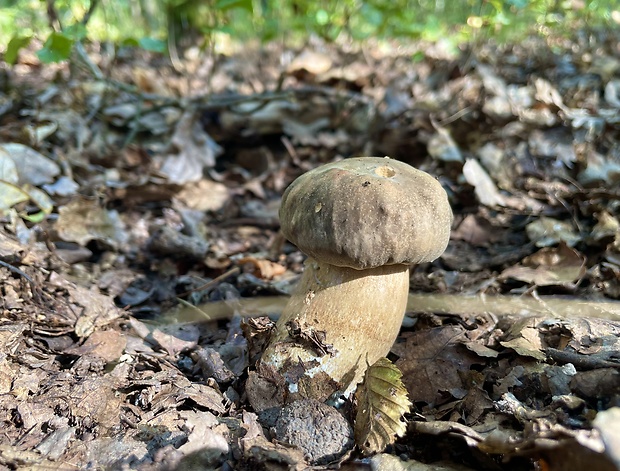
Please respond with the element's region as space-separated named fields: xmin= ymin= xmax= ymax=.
xmin=258 ymin=257 xmax=409 ymax=404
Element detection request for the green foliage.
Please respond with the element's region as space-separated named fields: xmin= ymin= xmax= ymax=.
xmin=0 ymin=0 xmax=617 ymax=64
xmin=5 ymin=35 xmax=32 ymax=64
xmin=138 ymin=37 xmax=167 ymax=53
xmin=37 ymin=32 xmax=75 ymax=63
xmin=215 ymin=0 xmax=253 ymax=12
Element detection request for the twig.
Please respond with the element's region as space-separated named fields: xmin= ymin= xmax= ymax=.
xmin=177 ymin=267 xmax=240 ymax=298
xmin=175 ymin=297 xmax=213 ymax=321
xmin=0 ymin=259 xmax=35 ymax=284
xmin=546 ymin=348 xmax=619 ymax=369
xmin=435 ymin=105 xmax=476 ymax=126
xmin=171 ymin=292 xmax=620 ymax=323
xmin=72 ymin=45 xmax=372 ymax=113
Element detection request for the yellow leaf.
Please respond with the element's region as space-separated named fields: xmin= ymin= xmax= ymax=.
xmin=354 ymin=357 xmax=411 ymax=455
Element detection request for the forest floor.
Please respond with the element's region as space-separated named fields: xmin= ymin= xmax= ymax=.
xmin=1 ymin=30 xmax=620 ymax=471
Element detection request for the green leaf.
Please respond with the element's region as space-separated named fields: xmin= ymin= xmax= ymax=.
xmin=5 ymin=35 xmax=32 ymax=65
xmin=354 ymin=357 xmax=411 ymax=456
xmin=411 ymin=51 xmax=425 ymax=63
xmin=215 ymin=0 xmax=253 ymax=13
xmin=121 ymin=37 xmax=140 ymax=48
xmin=20 ymin=210 xmax=47 ymax=223
xmin=63 ymin=23 xmax=87 ymax=40
xmin=138 ymin=37 xmax=166 ymax=53
xmin=37 ymin=32 xmax=74 ymax=63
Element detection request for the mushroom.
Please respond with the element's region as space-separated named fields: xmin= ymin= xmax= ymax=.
xmin=247 ymin=157 xmax=452 ymax=410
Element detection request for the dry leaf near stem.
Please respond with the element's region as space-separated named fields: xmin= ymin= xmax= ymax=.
xmin=237 ymin=256 xmax=286 ymax=280
xmin=354 ymin=357 xmax=411 ymax=455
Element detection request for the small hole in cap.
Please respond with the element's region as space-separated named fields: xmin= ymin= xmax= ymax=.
xmin=374 ymin=165 xmax=396 ymax=178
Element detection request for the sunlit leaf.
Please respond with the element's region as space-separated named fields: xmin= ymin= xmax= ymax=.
xmin=23 ymin=184 xmax=54 ymax=215
xmin=215 ymin=0 xmax=253 ymax=13
xmin=0 ymin=149 xmax=19 ymax=184
xmin=0 ymin=181 xmax=29 ymax=213
xmin=5 ymin=35 xmax=32 ymax=65
xmin=63 ymin=23 xmax=87 ymax=40
xmin=354 ymin=357 xmax=411 ymax=456
xmin=37 ymin=32 xmax=74 ymax=63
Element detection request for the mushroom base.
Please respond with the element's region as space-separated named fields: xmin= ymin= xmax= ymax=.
xmin=247 ymin=258 xmax=409 ymax=411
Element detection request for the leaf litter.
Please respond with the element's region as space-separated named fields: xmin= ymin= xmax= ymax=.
xmin=0 ymin=29 xmax=620 ymax=470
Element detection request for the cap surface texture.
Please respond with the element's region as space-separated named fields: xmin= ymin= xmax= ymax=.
xmin=279 ymin=157 xmax=453 ymax=269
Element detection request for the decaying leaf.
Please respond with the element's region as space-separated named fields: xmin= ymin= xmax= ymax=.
xmin=0 ymin=143 xmax=60 ymax=186
xmin=463 ymin=158 xmax=506 ymax=207
xmin=160 ymin=110 xmax=222 ymax=184
xmin=526 ymin=216 xmax=581 ymax=247
xmin=354 ymin=357 xmax=411 ymax=456
xmin=499 ymin=242 xmax=586 ymax=288
xmin=393 ymin=325 xmax=484 ymax=406
xmin=56 ymin=198 xmax=128 ymax=248
xmin=238 ymin=256 xmax=286 ymax=279
xmin=499 ymin=316 xmax=547 ymax=360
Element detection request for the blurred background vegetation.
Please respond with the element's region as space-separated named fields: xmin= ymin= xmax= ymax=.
xmin=0 ymin=0 xmax=618 ymax=63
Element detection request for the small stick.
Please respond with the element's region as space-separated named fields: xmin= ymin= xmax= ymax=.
xmin=177 ymin=267 xmax=240 ymax=298
xmin=0 ymin=259 xmax=35 ymax=284
xmin=170 ymin=292 xmax=620 ymax=323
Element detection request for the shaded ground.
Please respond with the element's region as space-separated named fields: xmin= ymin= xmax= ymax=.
xmin=1 ymin=30 xmax=620 ymax=470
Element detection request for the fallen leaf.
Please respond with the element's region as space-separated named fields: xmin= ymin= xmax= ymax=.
xmin=355 ymin=357 xmax=411 ymax=456
xmin=238 ymin=256 xmax=286 ymax=279
xmin=0 ymin=143 xmax=60 ymax=185
xmin=499 ymin=243 xmax=586 ymax=288
xmin=66 ymin=329 xmax=127 ymax=362
xmin=593 ymin=407 xmax=620 ymax=468
xmin=428 ymin=126 xmax=463 ymax=163
xmin=462 ymin=158 xmax=506 ymax=207
xmin=160 ymin=110 xmax=223 ymax=184
xmin=526 ymin=217 xmax=581 ymax=247
xmin=394 ymin=325 xmax=483 ymax=405
xmin=48 ymin=272 xmax=124 ymax=338
xmin=500 ymin=317 xmax=546 ymax=360
xmin=56 ymin=198 xmax=128 ymax=248
xmin=287 ymin=50 xmax=333 ymax=76
xmin=176 ymin=179 xmax=230 ymax=212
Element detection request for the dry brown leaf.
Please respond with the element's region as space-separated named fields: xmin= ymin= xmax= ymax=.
xmin=160 ymin=110 xmax=222 ymax=184
xmin=48 ymin=272 xmax=124 ymax=338
xmin=66 ymin=329 xmax=127 ymax=363
xmin=499 ymin=317 xmax=546 ymax=360
xmin=238 ymin=256 xmax=286 ymax=279
xmin=393 ymin=325 xmax=483 ymax=405
xmin=499 ymin=242 xmax=586 ymax=288
xmin=179 ymin=383 xmax=227 ymax=414
xmin=56 ymin=198 xmax=127 ymax=248
xmin=176 ymin=179 xmax=230 ymax=212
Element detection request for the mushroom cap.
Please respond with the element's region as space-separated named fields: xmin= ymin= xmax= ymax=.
xmin=279 ymin=157 xmax=453 ymax=269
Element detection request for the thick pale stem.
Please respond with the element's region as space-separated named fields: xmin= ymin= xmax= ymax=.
xmin=250 ymin=258 xmax=409 ymax=409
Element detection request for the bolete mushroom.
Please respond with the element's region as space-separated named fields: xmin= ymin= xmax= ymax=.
xmin=247 ymin=157 xmax=452 ymax=411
